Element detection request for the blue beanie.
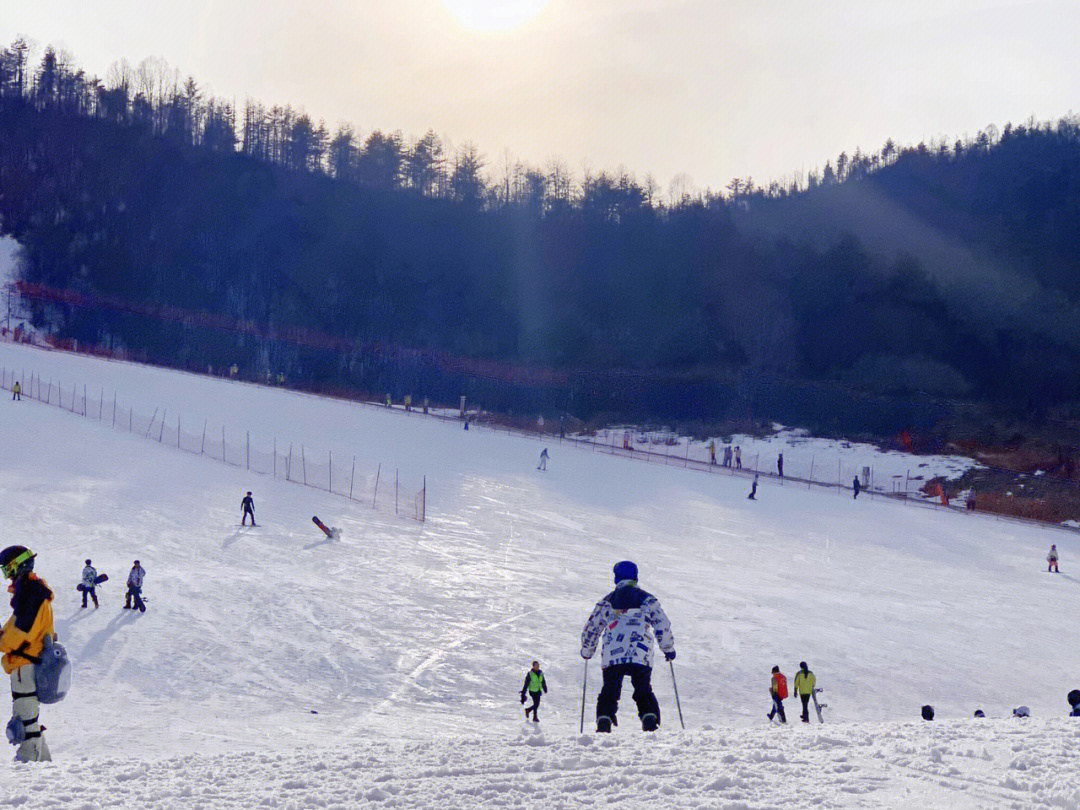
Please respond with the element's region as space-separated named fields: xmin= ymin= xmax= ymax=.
xmin=613 ymin=560 xmax=638 ymax=583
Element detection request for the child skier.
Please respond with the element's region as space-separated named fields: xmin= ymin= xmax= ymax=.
xmin=793 ymin=661 xmax=816 ymax=722
xmin=80 ymin=559 xmax=99 ymax=609
xmin=767 ymin=665 xmax=788 ymax=723
xmin=1048 ymin=544 xmax=1059 ymax=573
xmin=125 ymin=560 xmax=146 ymax=612
xmin=519 ymin=660 xmax=548 ymax=722
xmin=241 ymin=491 xmax=256 ymax=526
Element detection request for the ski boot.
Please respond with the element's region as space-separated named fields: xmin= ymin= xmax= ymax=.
xmin=641 ymin=713 xmax=659 ymax=732
xmin=596 ymin=716 xmax=613 ymax=734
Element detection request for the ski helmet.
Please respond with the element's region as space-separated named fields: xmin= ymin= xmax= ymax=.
xmin=921 ymin=705 xmax=935 ymax=721
xmin=973 ymin=709 xmax=985 ymax=718
xmin=613 ymin=560 xmax=638 ymax=583
xmin=85 ymin=559 xmax=92 ymax=566
xmin=0 ymin=546 xmax=35 ymax=580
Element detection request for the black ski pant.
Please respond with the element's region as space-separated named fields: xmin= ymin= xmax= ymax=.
xmin=11 ymin=391 xmax=19 ymax=401
xmin=799 ymin=693 xmax=811 ymax=722
xmin=242 ymin=508 xmax=255 ymax=526
xmin=125 ymin=585 xmax=146 ymax=612
xmin=768 ymin=694 xmax=786 ymax=723
xmin=81 ymin=586 xmax=98 ymax=608
xmin=597 ymin=663 xmax=660 ymax=726
xmin=524 ymin=691 xmax=542 ymax=720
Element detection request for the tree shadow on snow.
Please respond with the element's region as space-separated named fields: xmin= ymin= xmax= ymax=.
xmin=77 ymin=611 xmax=141 ymax=661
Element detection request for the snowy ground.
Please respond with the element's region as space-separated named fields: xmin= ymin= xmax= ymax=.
xmin=0 ymin=341 xmax=1078 ymax=808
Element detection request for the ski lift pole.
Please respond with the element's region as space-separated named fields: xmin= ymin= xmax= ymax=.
xmin=669 ymin=660 xmax=685 ymax=730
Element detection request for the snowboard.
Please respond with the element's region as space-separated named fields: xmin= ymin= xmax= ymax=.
xmin=312 ymin=515 xmax=341 ymax=540
xmin=812 ymin=688 xmax=826 ymax=723
xmin=76 ymin=574 xmax=108 ymax=592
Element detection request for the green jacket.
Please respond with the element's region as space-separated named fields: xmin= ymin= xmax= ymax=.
xmin=521 ymin=669 xmax=547 ymax=696
xmin=794 ymin=669 xmax=816 ymax=696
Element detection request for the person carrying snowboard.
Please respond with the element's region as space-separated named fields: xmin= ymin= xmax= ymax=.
xmin=519 ymin=660 xmax=548 ymax=722
xmin=581 ymin=560 xmax=675 ymax=733
xmin=1048 ymin=544 xmax=1059 ymax=573
xmin=767 ymin=665 xmax=788 ymax=723
xmin=538 ymin=448 xmax=549 ymax=471
xmin=125 ymin=561 xmax=146 ymax=612
xmin=793 ymin=661 xmax=816 ymax=722
xmin=241 ymin=491 xmax=256 ymax=526
xmin=0 ymin=545 xmax=55 ymax=761
xmin=80 ymin=559 xmax=99 ymax=609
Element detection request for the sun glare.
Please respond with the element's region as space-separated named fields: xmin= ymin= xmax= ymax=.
xmin=441 ymin=0 xmax=550 ymax=32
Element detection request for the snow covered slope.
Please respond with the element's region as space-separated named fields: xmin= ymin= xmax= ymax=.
xmin=0 ymin=341 xmax=1077 ymax=807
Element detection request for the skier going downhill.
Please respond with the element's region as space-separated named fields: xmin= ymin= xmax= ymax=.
xmin=794 ymin=661 xmax=816 ymax=722
xmin=125 ymin=561 xmax=146 ymax=612
xmin=241 ymin=491 xmax=256 ymax=526
xmin=580 ymin=560 xmax=676 ymax=733
xmin=519 ymin=660 xmax=548 ymax=722
xmin=0 ymin=545 xmax=55 ymax=761
xmin=80 ymin=559 xmax=99 ymax=609
xmin=1048 ymin=544 xmax=1060 ymax=573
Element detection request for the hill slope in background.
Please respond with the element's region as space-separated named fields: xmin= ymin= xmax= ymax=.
xmin=0 ymin=343 xmax=1078 ymax=806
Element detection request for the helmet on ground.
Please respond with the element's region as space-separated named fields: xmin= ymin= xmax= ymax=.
xmin=921 ymin=705 xmax=935 ymax=721
xmin=613 ymin=560 xmax=638 ymax=583
xmin=1013 ymin=706 xmax=1030 ymax=718
xmin=0 ymin=546 xmax=36 ymax=580
xmin=973 ymin=709 xmax=985 ymax=718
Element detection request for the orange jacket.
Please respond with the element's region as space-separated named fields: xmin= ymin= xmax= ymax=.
xmin=0 ymin=574 xmax=56 ymax=674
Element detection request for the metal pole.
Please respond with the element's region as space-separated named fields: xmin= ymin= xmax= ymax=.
xmin=159 ymin=409 xmax=166 ymax=442
xmin=580 ymin=660 xmax=588 ymax=734
xmin=372 ymin=463 xmax=381 ymax=508
xmin=112 ymin=392 xmax=117 ymax=427
xmin=808 ymin=456 xmax=814 ymax=490
xmin=669 ymin=660 xmax=685 ymax=730
xmin=274 ymin=438 xmax=277 ymax=477
xmin=201 ymin=420 xmax=207 ymax=455
xmin=395 ymin=469 xmax=399 ymax=514
xmin=349 ymin=456 xmax=355 ymax=500
xmin=144 ymin=407 xmax=159 ymax=439
xmin=329 ymin=451 xmax=333 ymax=493
xmin=302 ymin=445 xmax=307 ymax=485
xmin=246 ymin=431 xmax=250 ymax=471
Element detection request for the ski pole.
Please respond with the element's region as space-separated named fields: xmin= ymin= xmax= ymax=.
xmin=579 ymin=659 xmax=588 ymax=734
xmin=669 ymin=660 xmax=685 ymax=730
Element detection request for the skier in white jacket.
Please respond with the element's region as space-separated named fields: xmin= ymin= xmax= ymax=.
xmin=581 ymin=560 xmax=675 ymax=732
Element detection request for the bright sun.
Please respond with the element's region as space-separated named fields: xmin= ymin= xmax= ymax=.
xmin=441 ymin=0 xmax=550 ymax=32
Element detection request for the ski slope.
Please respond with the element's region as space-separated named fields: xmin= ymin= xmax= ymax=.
xmin=0 ymin=341 xmax=1078 ymax=808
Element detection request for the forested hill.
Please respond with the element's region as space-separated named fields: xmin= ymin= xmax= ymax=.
xmin=1 ymin=42 xmax=1079 ymax=426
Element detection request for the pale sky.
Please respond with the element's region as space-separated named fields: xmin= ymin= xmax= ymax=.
xmin=1 ymin=0 xmax=1077 ymax=192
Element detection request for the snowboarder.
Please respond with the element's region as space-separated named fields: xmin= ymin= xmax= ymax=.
xmin=519 ymin=660 xmax=548 ymax=722
xmin=734 ymin=446 xmax=742 ymax=469
xmin=777 ymin=452 xmax=784 ymax=478
xmin=0 ymin=545 xmax=54 ymax=761
xmin=748 ymin=475 xmax=759 ymax=500
xmin=581 ymin=560 xmax=675 ymax=733
xmin=11 ymin=381 xmax=20 ymax=401
xmin=853 ymin=475 xmax=861 ymax=499
xmin=767 ymin=665 xmax=788 ymax=723
xmin=1048 ymin=544 xmax=1059 ymax=573
xmin=793 ymin=661 xmax=816 ymax=722
xmin=125 ymin=561 xmax=146 ymax=612
xmin=241 ymin=491 xmax=256 ymax=526
xmin=538 ymin=448 xmax=549 ymax=471
xmin=80 ymin=559 xmax=99 ymax=609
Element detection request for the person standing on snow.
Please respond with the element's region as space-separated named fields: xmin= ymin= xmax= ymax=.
xmin=0 ymin=545 xmax=55 ymax=761
xmin=519 ymin=660 xmax=548 ymax=722
xmin=734 ymin=446 xmax=742 ymax=469
xmin=11 ymin=381 xmax=21 ymax=401
xmin=1048 ymin=544 xmax=1060 ymax=573
xmin=777 ymin=452 xmax=784 ymax=478
xmin=793 ymin=661 xmax=816 ymax=722
xmin=125 ymin=561 xmax=146 ymax=612
xmin=581 ymin=560 xmax=676 ymax=733
xmin=853 ymin=475 xmax=861 ymax=500
xmin=748 ymin=475 xmax=759 ymax=500
xmin=80 ymin=559 xmax=99 ymax=609
xmin=767 ymin=665 xmax=788 ymax=723
xmin=708 ymin=441 xmax=717 ymax=466
xmin=241 ymin=491 xmax=256 ymax=526
xmin=538 ymin=448 xmax=549 ymax=471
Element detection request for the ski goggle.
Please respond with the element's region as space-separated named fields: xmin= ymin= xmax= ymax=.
xmin=1 ymin=550 xmax=33 ymax=580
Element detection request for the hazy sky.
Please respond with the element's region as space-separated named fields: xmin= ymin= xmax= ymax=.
xmin=2 ymin=0 xmax=1077 ymax=192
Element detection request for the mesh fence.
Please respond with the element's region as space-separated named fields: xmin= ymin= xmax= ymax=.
xmin=0 ymin=365 xmax=426 ymax=522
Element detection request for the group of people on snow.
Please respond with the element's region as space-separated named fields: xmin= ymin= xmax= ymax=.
xmin=767 ymin=662 xmax=818 ymax=724
xmin=79 ymin=559 xmax=146 ymax=613
xmin=708 ymin=442 xmax=743 ymax=469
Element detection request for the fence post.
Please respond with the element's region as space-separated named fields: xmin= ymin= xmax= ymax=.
xmin=301 ymin=445 xmax=307 ymax=485
xmin=201 ymin=420 xmax=207 ymax=455
xmin=395 ymin=469 xmax=399 ymax=515
xmin=144 ymin=407 xmax=158 ymax=439
xmin=372 ymin=463 xmax=381 ymax=508
xmin=99 ymin=388 xmax=103 ymax=420
xmin=273 ymin=438 xmax=277 ymax=478
xmin=177 ymin=416 xmax=181 ymax=448
xmin=129 ymin=406 xmax=132 ymax=432
xmin=246 ymin=431 xmax=250 ymax=471
xmin=904 ymin=469 xmax=910 ymax=503
xmin=349 ymin=456 xmax=356 ymax=500
xmin=159 ymin=409 xmax=166 ymax=442
xmin=112 ymin=393 xmax=117 ymax=427
xmin=287 ymin=443 xmax=293 ymax=481
xmin=47 ymin=379 xmax=51 ymax=405
xmin=222 ymin=426 xmax=226 ymax=463
xmin=329 ymin=451 xmax=333 ymax=493
xmin=808 ymin=456 xmax=814 ymax=490
xmin=83 ymin=383 xmax=87 ymax=416
xmin=57 ymin=380 xmax=60 ymax=409
xmin=421 ymin=476 xmax=426 ymax=522
xmin=685 ymin=441 xmax=690 ymax=468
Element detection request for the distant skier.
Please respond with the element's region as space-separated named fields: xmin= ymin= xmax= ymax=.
xmin=11 ymin=381 xmax=21 ymax=401
xmin=767 ymin=665 xmax=788 ymax=723
xmin=734 ymin=446 xmax=742 ymax=469
xmin=777 ymin=452 xmax=784 ymax=478
xmin=793 ymin=661 xmax=816 ymax=722
xmin=80 ymin=559 xmax=99 ymax=609
xmin=852 ymin=475 xmax=861 ymax=500
xmin=748 ymin=475 xmax=759 ymax=500
xmin=241 ymin=491 xmax=256 ymax=526
xmin=538 ymin=448 xmax=549 ymax=471
xmin=519 ymin=660 xmax=548 ymax=722
xmin=1048 ymin=544 xmax=1059 ymax=573
xmin=125 ymin=561 xmax=146 ymax=612
xmin=0 ymin=545 xmax=54 ymax=761
xmin=581 ymin=560 xmax=675 ymax=733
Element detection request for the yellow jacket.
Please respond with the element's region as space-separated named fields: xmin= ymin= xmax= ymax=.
xmin=793 ymin=669 xmax=816 ymax=696
xmin=0 ymin=574 xmax=56 ymax=674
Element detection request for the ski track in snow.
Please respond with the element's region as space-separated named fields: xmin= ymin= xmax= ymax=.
xmin=0 ymin=341 xmax=1078 ymax=808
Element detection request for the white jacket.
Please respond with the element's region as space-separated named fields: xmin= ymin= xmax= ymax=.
xmin=127 ymin=565 xmax=145 ymax=588
xmin=81 ymin=565 xmax=97 ymax=588
xmin=581 ymin=581 xmax=675 ymax=668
